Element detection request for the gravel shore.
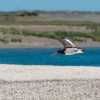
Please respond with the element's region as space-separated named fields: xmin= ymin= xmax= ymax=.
xmin=0 ymin=65 xmax=100 ymax=100
xmin=0 ymin=79 xmax=100 ymax=100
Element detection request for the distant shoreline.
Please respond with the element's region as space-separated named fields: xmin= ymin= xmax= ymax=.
xmin=0 ymin=11 xmax=100 ymax=49
xmin=0 ymin=36 xmax=99 ymax=48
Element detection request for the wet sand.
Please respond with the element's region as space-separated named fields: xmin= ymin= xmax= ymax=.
xmin=0 ymin=64 xmax=100 ymax=100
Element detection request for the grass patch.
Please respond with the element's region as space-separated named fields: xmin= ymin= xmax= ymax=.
xmin=20 ymin=31 xmax=100 ymax=42
xmin=0 ymin=27 xmax=100 ymax=42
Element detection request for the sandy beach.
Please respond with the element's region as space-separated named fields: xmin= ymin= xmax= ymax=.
xmin=0 ymin=64 xmax=100 ymax=81
xmin=0 ymin=64 xmax=100 ymax=100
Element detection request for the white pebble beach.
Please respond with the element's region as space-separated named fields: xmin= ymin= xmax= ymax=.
xmin=0 ymin=64 xmax=100 ymax=100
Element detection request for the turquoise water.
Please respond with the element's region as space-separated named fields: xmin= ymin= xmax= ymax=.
xmin=0 ymin=48 xmax=100 ymax=66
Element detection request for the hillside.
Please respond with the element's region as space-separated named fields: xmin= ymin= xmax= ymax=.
xmin=1 ymin=11 xmax=100 ymax=24
xmin=0 ymin=11 xmax=100 ymax=47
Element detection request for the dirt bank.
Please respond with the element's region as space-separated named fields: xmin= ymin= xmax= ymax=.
xmin=0 ymin=36 xmax=100 ymax=48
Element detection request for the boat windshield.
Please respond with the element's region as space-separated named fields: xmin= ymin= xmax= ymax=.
xmin=63 ymin=38 xmax=76 ymax=47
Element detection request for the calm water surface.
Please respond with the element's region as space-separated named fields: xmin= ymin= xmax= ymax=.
xmin=0 ymin=48 xmax=100 ymax=66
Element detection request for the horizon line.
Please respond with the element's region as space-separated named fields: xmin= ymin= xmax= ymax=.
xmin=0 ymin=9 xmax=100 ymax=13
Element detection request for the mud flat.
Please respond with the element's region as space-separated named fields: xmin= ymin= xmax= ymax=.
xmin=0 ymin=65 xmax=100 ymax=100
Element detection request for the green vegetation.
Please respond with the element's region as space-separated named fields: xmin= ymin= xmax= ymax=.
xmin=0 ymin=11 xmax=99 ymax=26
xmin=22 ymin=31 xmax=100 ymax=41
xmin=11 ymin=38 xmax=22 ymax=43
xmin=0 ymin=28 xmax=100 ymax=43
xmin=0 ymin=11 xmax=100 ymax=43
xmin=0 ymin=11 xmax=100 ymax=33
xmin=0 ymin=27 xmax=100 ymax=42
xmin=0 ymin=28 xmax=100 ymax=42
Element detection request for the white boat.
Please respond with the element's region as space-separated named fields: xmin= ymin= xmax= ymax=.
xmin=64 ymin=47 xmax=83 ymax=55
xmin=58 ymin=38 xmax=84 ymax=55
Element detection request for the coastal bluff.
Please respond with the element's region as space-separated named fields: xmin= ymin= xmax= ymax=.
xmin=0 ymin=65 xmax=100 ymax=100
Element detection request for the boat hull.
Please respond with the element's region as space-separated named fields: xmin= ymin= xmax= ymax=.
xmin=64 ymin=48 xmax=83 ymax=55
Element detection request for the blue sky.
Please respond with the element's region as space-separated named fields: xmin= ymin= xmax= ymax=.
xmin=0 ymin=0 xmax=100 ymax=11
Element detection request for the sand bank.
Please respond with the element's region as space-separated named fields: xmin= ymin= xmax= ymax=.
xmin=0 ymin=65 xmax=100 ymax=100
xmin=0 ymin=36 xmax=100 ymax=48
xmin=0 ymin=64 xmax=100 ymax=81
